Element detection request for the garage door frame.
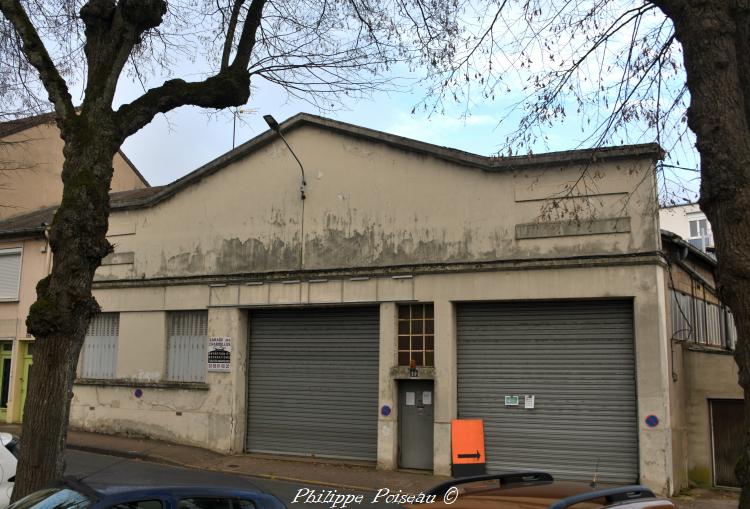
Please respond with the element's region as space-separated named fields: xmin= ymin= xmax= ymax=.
xmin=245 ymin=305 xmax=380 ymax=461
xmin=456 ymin=298 xmax=639 ymax=483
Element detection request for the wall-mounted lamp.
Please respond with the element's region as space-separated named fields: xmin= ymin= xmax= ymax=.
xmin=264 ymin=114 xmax=307 ymax=200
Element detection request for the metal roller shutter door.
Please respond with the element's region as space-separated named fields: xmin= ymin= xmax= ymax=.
xmin=247 ymin=307 xmax=379 ymax=460
xmin=457 ymin=300 xmax=638 ymax=483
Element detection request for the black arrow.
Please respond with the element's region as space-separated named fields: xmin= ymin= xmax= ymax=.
xmin=457 ymin=450 xmax=481 ymax=460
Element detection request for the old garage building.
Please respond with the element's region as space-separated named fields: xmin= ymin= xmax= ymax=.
xmin=1 ymin=114 xmax=686 ymax=493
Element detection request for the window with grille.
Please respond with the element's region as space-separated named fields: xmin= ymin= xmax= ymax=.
xmin=0 ymin=248 xmax=22 ymax=301
xmin=167 ymin=311 xmax=208 ymax=382
xmin=81 ymin=313 xmax=119 ymax=379
xmin=670 ymin=289 xmax=737 ymax=349
xmin=398 ymin=304 xmax=434 ymax=367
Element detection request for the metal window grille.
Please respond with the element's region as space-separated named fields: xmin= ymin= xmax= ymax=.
xmin=669 ymin=289 xmax=736 ymax=350
xmin=81 ymin=313 xmax=119 ymax=379
xmin=167 ymin=311 xmax=208 ymax=382
xmin=0 ymin=249 xmax=22 ymax=300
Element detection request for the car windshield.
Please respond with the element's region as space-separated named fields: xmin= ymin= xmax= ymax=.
xmin=8 ymin=488 xmax=92 ymax=509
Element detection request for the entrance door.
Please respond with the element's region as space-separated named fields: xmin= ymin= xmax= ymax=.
xmin=711 ymin=399 xmax=742 ymax=487
xmin=18 ymin=342 xmax=33 ymax=420
xmin=398 ymin=380 xmax=434 ymax=470
xmin=0 ymin=341 xmax=12 ymax=421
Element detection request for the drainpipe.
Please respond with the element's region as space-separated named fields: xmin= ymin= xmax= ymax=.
xmin=42 ymin=223 xmax=52 ymax=276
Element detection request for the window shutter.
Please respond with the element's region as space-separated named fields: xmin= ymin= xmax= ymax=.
xmin=167 ymin=311 xmax=208 ymax=382
xmin=0 ymin=249 xmax=22 ymax=300
xmin=81 ymin=313 xmax=119 ymax=379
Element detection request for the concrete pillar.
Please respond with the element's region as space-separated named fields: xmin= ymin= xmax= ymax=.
xmin=207 ymin=307 xmax=248 ymax=454
xmin=377 ymin=302 xmax=398 ymax=470
xmin=433 ymin=299 xmax=456 ymax=476
xmin=635 ymin=267 xmax=674 ymax=495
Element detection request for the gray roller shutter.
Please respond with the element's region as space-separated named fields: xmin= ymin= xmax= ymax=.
xmin=247 ymin=307 xmax=379 ymax=460
xmin=167 ymin=311 xmax=208 ymax=382
xmin=81 ymin=313 xmax=119 ymax=379
xmin=457 ymin=300 xmax=638 ymax=483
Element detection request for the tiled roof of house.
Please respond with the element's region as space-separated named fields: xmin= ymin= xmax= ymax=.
xmin=0 ymin=186 xmax=164 ymax=238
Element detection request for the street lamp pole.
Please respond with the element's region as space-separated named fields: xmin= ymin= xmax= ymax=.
xmin=263 ymin=115 xmax=306 ymax=200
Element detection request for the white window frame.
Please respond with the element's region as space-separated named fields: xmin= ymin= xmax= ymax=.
xmin=687 ymin=213 xmax=714 ymax=252
xmin=0 ymin=247 xmax=23 ymax=302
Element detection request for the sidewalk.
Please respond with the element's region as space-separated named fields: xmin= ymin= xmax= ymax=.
xmin=0 ymin=424 xmax=739 ymax=507
xmin=671 ymin=488 xmax=739 ymax=509
xmin=0 ymin=424 xmax=443 ymax=492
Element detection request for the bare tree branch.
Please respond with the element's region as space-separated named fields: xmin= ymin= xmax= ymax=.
xmin=0 ymin=0 xmax=75 ymax=125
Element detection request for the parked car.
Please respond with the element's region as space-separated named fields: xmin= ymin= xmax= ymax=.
xmin=7 ymin=479 xmax=286 ymax=509
xmin=410 ymin=472 xmax=676 ymax=509
xmin=0 ymin=433 xmax=19 ymax=508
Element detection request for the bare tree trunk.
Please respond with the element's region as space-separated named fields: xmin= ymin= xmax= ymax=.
xmin=12 ymin=127 xmax=116 ymax=500
xmin=652 ymin=1 xmax=750 ymax=505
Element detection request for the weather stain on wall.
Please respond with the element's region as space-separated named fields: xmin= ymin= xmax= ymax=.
xmin=155 ymin=236 xmax=300 ymax=277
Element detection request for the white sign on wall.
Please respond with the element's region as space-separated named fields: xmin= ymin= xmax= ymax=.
xmin=208 ymin=337 xmax=231 ymax=372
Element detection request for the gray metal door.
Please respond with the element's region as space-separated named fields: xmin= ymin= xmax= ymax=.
xmin=711 ymin=399 xmax=742 ymax=487
xmin=398 ymin=380 xmax=434 ymax=470
xmin=457 ymin=300 xmax=638 ymax=483
xmin=247 ymin=307 xmax=379 ymax=460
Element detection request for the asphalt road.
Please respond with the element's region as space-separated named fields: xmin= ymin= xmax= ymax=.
xmin=63 ymin=450 xmax=395 ymax=509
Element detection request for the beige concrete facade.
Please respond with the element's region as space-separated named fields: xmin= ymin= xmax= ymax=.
xmin=76 ymin=262 xmax=673 ymax=490
xmin=55 ymin=115 xmax=679 ymax=495
xmin=682 ymin=349 xmax=741 ymax=486
xmin=2 ymin=114 xmax=715 ymax=496
xmin=0 ymin=120 xmax=148 ymax=220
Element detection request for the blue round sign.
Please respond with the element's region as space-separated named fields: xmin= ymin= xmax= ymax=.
xmin=381 ymin=405 xmax=391 ymax=417
xmin=134 ymin=388 xmax=143 ymax=398
xmin=645 ymin=415 xmax=659 ymax=428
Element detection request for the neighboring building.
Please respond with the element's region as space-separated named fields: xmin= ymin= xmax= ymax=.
xmin=0 ymin=114 xmax=740 ymax=495
xmin=0 ymin=112 xmax=149 ymax=220
xmin=659 ymin=203 xmax=714 ymax=253
xmin=662 ymin=231 xmax=741 ymax=490
xmin=0 ymin=112 xmax=149 ymax=423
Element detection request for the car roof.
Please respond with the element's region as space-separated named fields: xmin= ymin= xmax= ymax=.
xmin=407 ymin=473 xmax=665 ymax=509
xmin=63 ymin=478 xmax=267 ymax=500
xmin=418 ymin=480 xmax=607 ymax=509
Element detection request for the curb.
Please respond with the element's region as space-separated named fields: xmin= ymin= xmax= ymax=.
xmin=67 ymin=443 xmax=377 ymax=493
xmin=67 ymin=443 xmax=193 ymax=469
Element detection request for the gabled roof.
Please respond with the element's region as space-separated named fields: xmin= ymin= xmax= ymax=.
xmin=0 ymin=111 xmax=150 ymax=187
xmin=0 ymin=112 xmax=664 ymax=238
xmin=100 ymin=113 xmax=665 ymax=212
